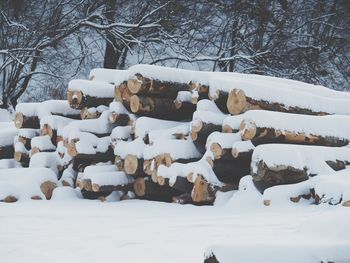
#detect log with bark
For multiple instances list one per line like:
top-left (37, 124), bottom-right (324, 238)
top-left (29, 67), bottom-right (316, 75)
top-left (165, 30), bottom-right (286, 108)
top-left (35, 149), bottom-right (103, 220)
top-left (67, 79), bottom-right (115, 109)
top-left (190, 175), bottom-right (235, 204)
top-left (71, 149), bottom-right (114, 172)
top-left (237, 110), bottom-right (350, 147)
top-left (206, 157), bottom-right (249, 186)
top-left (30, 135), bottom-right (56, 156)
top-left (251, 144), bottom-right (350, 192)
top-left (129, 95), bottom-right (195, 121)
top-left (108, 101), bottom-right (133, 126)
top-left (133, 177), bottom-right (181, 202)
top-left (14, 142), bottom-right (30, 167)
top-left (127, 73), bottom-right (194, 99)
top-left (18, 129), bottom-right (38, 150)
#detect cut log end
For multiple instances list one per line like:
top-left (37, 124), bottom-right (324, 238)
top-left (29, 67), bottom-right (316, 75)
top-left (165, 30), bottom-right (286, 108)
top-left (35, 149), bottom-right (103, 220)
top-left (127, 78), bottom-right (143, 94)
top-left (222, 124), bottom-right (233, 133)
top-left (191, 120), bottom-right (203, 133)
top-left (14, 112), bottom-right (24, 129)
top-left (67, 90), bottom-right (84, 109)
top-left (133, 178), bottom-right (146, 197)
top-left (227, 89), bottom-right (247, 115)
top-left (239, 119), bottom-right (257, 140)
top-left (67, 142), bottom-right (78, 157)
top-left (130, 95), bottom-right (140, 113)
top-left (40, 181), bottom-right (57, 200)
top-left (191, 175), bottom-right (215, 203)
top-left (124, 154), bottom-right (138, 175)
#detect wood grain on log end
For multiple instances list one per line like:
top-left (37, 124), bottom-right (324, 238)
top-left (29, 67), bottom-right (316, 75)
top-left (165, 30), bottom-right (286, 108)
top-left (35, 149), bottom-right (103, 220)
top-left (342, 200), bottom-right (350, 207)
top-left (263, 199), bottom-right (271, 206)
top-left (227, 89), bottom-right (247, 115)
top-left (127, 77), bottom-right (143, 94)
top-left (133, 178), bottom-right (146, 197)
top-left (67, 90), bottom-right (83, 109)
top-left (124, 154), bottom-right (138, 175)
top-left (40, 181), bottom-right (57, 200)
top-left (14, 112), bottom-right (24, 129)
top-left (130, 95), bottom-right (141, 113)
top-left (239, 119), bottom-right (257, 140)
top-left (210, 143), bottom-right (223, 159)
top-left (2, 195), bottom-right (18, 203)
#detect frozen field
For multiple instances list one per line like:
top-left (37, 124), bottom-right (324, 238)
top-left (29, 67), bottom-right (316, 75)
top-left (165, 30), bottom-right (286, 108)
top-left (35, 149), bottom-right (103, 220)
top-left (1, 193), bottom-right (349, 263)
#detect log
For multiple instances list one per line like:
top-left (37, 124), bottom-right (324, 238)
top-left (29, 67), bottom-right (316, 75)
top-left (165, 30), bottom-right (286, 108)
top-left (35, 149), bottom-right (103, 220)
top-left (67, 90), bottom-right (114, 110)
top-left (80, 189), bottom-right (112, 200)
top-left (251, 144), bottom-right (350, 192)
top-left (1, 195), bottom-right (18, 203)
top-left (0, 145), bottom-right (15, 159)
top-left (80, 107), bottom-right (103, 120)
top-left (40, 181), bottom-right (57, 200)
top-left (124, 154), bottom-right (145, 176)
top-left (114, 155), bottom-right (125, 171)
top-left (169, 176), bottom-right (193, 193)
top-left (15, 112), bottom-right (40, 129)
top-left (191, 175), bottom-right (235, 204)
top-left (191, 120), bottom-right (222, 142)
top-left (40, 123), bottom-right (62, 145)
top-left (115, 82), bottom-right (133, 110)
top-left (108, 112), bottom-right (131, 125)
top-left (130, 95), bottom-right (195, 120)
top-left (206, 157), bottom-right (249, 185)
top-left (92, 182), bottom-right (133, 193)
top-left (72, 149), bottom-right (114, 172)
top-left (127, 73), bottom-right (193, 99)
top-left (238, 111), bottom-right (350, 147)
top-left (209, 89), bottom-right (230, 114)
top-left (14, 151), bottom-right (30, 167)
top-left (227, 88), bottom-right (330, 116)
top-left (133, 177), bottom-right (181, 202)
top-left (172, 193), bottom-right (193, 205)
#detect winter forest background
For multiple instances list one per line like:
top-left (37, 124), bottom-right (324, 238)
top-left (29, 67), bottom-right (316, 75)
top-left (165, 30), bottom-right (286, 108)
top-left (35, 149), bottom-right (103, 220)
top-left (1, 0), bottom-right (349, 110)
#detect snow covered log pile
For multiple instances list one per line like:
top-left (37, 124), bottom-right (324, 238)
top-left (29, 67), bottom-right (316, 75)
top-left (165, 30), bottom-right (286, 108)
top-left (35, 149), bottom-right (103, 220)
top-left (1, 64), bottom-right (350, 206)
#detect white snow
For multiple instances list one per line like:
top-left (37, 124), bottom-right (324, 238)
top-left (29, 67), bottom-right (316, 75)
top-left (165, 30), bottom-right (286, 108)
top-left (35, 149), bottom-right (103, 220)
top-left (1, 190), bottom-right (349, 263)
top-left (231, 140), bottom-right (255, 153)
top-left (84, 171), bottom-right (133, 187)
top-left (251, 144), bottom-right (350, 175)
top-left (109, 101), bottom-right (129, 115)
top-left (206, 132), bottom-right (241, 149)
top-left (0, 159), bottom-right (21, 169)
top-left (62, 111), bottom-right (114, 139)
top-left (240, 110), bottom-right (350, 141)
top-left (51, 187), bottom-right (82, 201)
top-left (29, 152), bottom-right (61, 175)
top-left (0, 128), bottom-right (18, 146)
top-left (143, 139), bottom-right (202, 160)
top-left (89, 68), bottom-right (125, 84)
top-left (148, 124), bottom-right (190, 144)
top-left (68, 79), bottom-right (115, 98)
top-left (114, 137), bottom-right (145, 159)
top-left (18, 128), bottom-right (38, 139)
top-left (0, 109), bottom-right (12, 122)
top-left (30, 135), bottom-right (56, 151)
top-left (0, 167), bottom-right (57, 200)
top-left (134, 117), bottom-right (185, 139)
top-left (111, 126), bottom-right (132, 142)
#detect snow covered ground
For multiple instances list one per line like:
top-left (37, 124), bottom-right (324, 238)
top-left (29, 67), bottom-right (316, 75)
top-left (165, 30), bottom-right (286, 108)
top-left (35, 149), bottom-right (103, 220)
top-left (1, 190), bottom-right (349, 263)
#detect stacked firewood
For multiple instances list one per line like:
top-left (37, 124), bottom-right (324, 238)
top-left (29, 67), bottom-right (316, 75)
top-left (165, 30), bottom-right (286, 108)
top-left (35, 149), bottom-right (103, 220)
top-left (2, 64), bottom-right (350, 206)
